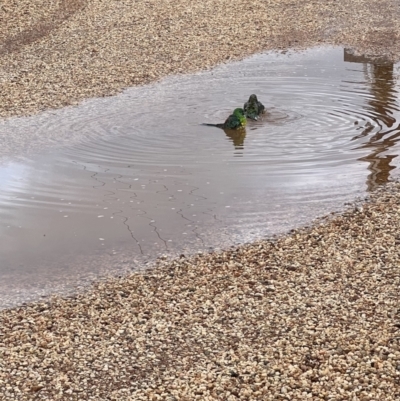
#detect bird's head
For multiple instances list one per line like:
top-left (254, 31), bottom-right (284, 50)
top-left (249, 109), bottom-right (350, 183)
top-left (248, 94), bottom-right (258, 103)
top-left (233, 108), bottom-right (247, 126)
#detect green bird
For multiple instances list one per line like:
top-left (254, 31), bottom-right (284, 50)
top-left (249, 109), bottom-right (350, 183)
top-left (243, 94), bottom-right (265, 120)
top-left (203, 108), bottom-right (247, 129)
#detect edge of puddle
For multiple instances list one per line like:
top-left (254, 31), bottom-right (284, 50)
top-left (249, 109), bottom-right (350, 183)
top-left (1, 44), bottom-right (400, 309)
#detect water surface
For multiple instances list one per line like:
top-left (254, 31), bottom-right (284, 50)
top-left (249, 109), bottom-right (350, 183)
top-left (1, 47), bottom-right (400, 308)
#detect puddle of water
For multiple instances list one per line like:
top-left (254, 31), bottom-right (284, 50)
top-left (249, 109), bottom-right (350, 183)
top-left (1, 46), bottom-right (400, 308)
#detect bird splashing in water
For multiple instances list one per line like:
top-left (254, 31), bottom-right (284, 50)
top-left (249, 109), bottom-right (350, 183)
top-left (243, 94), bottom-right (265, 120)
top-left (202, 108), bottom-right (247, 129)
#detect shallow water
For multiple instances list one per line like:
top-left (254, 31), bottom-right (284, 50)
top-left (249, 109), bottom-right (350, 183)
top-left (1, 46), bottom-right (400, 308)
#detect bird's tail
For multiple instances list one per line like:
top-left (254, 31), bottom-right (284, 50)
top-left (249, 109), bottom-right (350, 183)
top-left (201, 123), bottom-right (224, 128)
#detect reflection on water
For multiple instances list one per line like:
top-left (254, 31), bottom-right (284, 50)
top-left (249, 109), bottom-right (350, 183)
top-left (0, 46), bottom-right (400, 307)
top-left (224, 128), bottom-right (247, 153)
top-left (345, 49), bottom-right (400, 190)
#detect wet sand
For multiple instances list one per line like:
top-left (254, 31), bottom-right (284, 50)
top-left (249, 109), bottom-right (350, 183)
top-left (1, 0), bottom-right (400, 119)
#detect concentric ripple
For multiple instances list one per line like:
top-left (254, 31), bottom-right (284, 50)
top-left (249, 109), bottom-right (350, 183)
top-left (1, 46), bottom-right (400, 307)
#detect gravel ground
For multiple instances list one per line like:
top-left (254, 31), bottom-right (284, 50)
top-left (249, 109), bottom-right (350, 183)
top-left (1, 0), bottom-right (400, 119)
top-left (1, 182), bottom-right (400, 400)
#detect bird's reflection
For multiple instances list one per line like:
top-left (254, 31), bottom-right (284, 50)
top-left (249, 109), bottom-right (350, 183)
top-left (345, 49), bottom-right (400, 191)
top-left (223, 128), bottom-right (246, 155)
